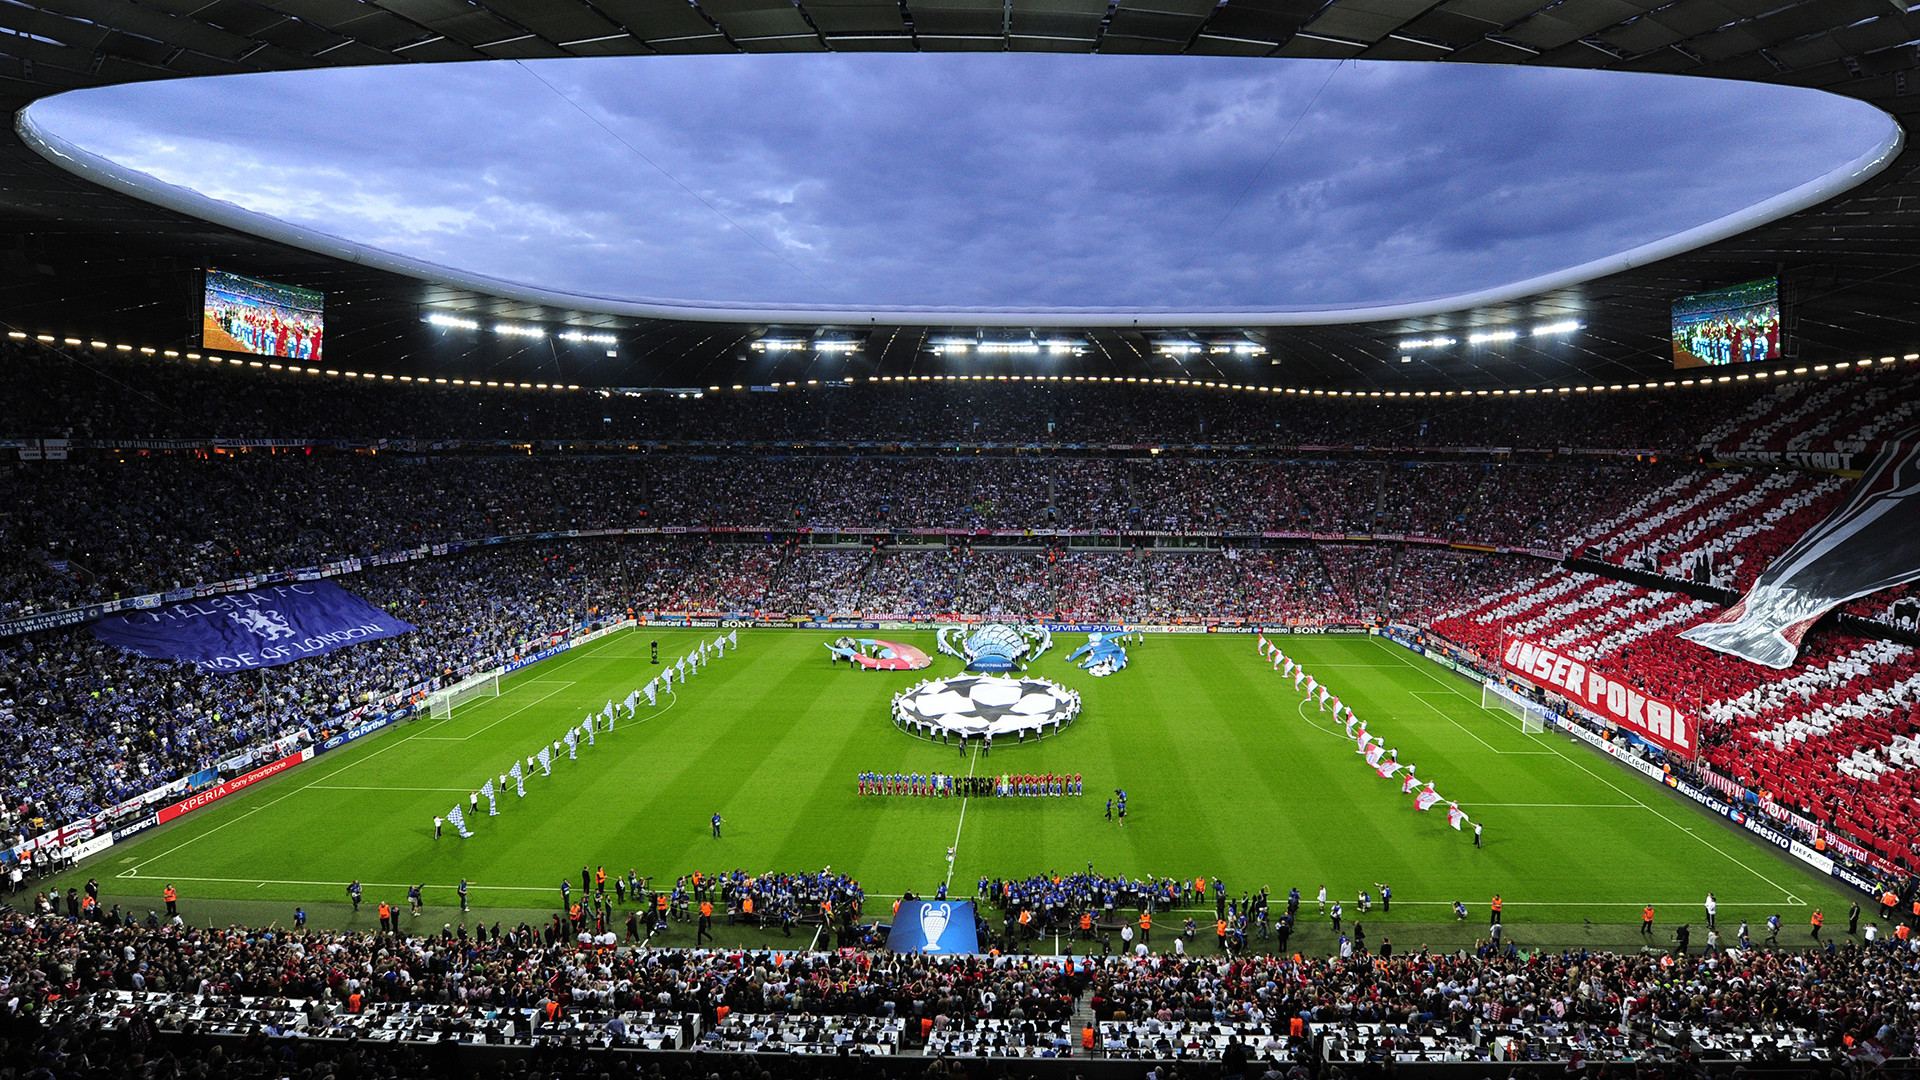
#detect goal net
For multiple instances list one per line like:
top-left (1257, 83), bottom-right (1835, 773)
top-left (1482, 679), bottom-right (1548, 734)
top-left (429, 673), bottom-right (500, 719)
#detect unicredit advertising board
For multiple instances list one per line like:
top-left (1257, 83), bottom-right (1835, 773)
top-left (1501, 637), bottom-right (1694, 757)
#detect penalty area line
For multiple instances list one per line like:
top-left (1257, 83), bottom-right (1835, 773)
top-left (413, 682), bottom-right (574, 742)
top-left (1370, 638), bottom-right (1808, 905)
top-left (108, 873), bottom-right (579, 894)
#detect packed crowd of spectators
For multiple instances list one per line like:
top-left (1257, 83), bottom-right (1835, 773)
top-left (3, 907), bottom-right (1919, 1066)
top-left (1429, 566), bottom-right (1920, 871)
top-left (0, 452), bottom-right (1663, 619)
top-left (0, 541), bottom-right (667, 837)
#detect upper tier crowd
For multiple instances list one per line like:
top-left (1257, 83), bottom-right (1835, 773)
top-left (2, 338), bottom-right (1913, 450)
top-left (0, 452), bottom-right (1749, 617)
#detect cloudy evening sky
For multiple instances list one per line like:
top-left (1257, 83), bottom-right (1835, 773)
top-left (23, 55), bottom-right (1899, 315)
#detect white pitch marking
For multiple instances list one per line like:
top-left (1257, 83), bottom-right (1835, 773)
top-left (413, 683), bottom-right (573, 741)
top-left (306, 786), bottom-right (476, 792)
top-left (1371, 638), bottom-right (1807, 904)
top-left (944, 743), bottom-right (981, 892)
top-left (1408, 691), bottom-right (1555, 755)
top-left (114, 634), bottom-right (648, 877)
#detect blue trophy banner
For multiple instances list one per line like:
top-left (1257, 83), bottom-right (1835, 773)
top-left (90, 581), bottom-right (415, 674)
top-left (887, 900), bottom-right (979, 954)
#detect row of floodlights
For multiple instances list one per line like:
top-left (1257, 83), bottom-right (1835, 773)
top-left (928, 339), bottom-right (1085, 356)
top-left (1400, 321), bottom-right (1582, 354)
top-left (752, 339), bottom-right (863, 353)
top-left (1156, 342), bottom-right (1267, 357)
top-left (856, 358), bottom-right (1915, 395)
top-left (10, 330), bottom-right (1915, 397)
top-left (426, 313), bottom-right (618, 348)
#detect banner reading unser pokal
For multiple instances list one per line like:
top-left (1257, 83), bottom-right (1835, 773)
top-left (1501, 637), bottom-right (1694, 757)
top-left (91, 581), bottom-right (414, 673)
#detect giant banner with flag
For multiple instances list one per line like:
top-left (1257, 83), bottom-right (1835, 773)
top-left (1681, 427), bottom-right (1920, 668)
top-left (91, 581), bottom-right (414, 673)
top-left (1501, 637), bottom-right (1694, 757)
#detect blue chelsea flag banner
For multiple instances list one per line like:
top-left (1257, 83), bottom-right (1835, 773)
top-left (90, 581), bottom-right (415, 674)
top-left (887, 900), bottom-right (980, 954)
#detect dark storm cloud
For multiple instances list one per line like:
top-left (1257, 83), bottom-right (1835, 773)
top-left (25, 55), bottom-right (1895, 313)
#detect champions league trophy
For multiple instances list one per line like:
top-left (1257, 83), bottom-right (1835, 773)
top-left (919, 902), bottom-right (952, 952)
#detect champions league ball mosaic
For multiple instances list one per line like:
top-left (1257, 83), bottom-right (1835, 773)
top-left (891, 674), bottom-right (1081, 739)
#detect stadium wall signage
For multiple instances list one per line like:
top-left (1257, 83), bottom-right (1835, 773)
top-left (156, 748), bottom-right (312, 824)
top-left (110, 815), bottom-right (158, 843)
top-left (1554, 712), bottom-right (1667, 782)
top-left (1502, 637), bottom-right (1693, 756)
top-left (1379, 626), bottom-right (1425, 655)
top-left (320, 712), bottom-right (399, 754)
top-left (1711, 449), bottom-right (1867, 474)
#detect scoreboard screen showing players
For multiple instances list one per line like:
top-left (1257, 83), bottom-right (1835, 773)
top-left (1671, 277), bottom-right (1780, 369)
top-left (202, 269), bottom-right (324, 363)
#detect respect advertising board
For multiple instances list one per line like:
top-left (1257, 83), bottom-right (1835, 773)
top-left (1502, 637), bottom-right (1693, 757)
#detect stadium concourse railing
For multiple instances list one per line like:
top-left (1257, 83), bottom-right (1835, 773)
top-left (1382, 625), bottom-right (1892, 900)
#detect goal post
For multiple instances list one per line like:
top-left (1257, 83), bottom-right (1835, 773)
top-left (428, 673), bottom-right (500, 719)
top-left (1482, 679), bottom-right (1548, 734)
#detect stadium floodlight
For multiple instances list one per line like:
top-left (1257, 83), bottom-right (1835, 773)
top-left (1530, 320), bottom-right (1581, 336)
top-left (493, 322), bottom-right (546, 338)
top-left (426, 313), bottom-right (480, 331)
top-left (1041, 339), bottom-right (1082, 355)
top-left (1467, 329), bottom-right (1519, 345)
top-left (751, 339), bottom-right (809, 352)
top-left (1398, 336), bottom-right (1455, 350)
top-left (1157, 342), bottom-right (1201, 356)
top-left (975, 342), bottom-right (1041, 355)
top-left (814, 340), bottom-right (862, 353)
top-left (559, 329), bottom-right (618, 345)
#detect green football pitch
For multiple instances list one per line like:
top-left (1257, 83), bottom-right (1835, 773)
top-left (55, 628), bottom-right (1861, 949)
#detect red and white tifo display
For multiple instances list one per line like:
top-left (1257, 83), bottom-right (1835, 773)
top-left (1501, 637), bottom-right (1694, 757)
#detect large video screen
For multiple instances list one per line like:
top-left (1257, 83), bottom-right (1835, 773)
top-left (1672, 277), bottom-right (1780, 369)
top-left (202, 270), bottom-right (323, 363)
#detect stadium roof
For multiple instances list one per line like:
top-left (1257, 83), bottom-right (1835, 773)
top-left (0, 0), bottom-right (1917, 392)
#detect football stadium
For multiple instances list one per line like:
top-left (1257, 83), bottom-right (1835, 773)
top-left (5, 2), bottom-right (1920, 1075)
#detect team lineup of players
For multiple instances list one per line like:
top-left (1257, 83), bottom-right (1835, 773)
top-left (208, 297), bottom-right (323, 362)
top-left (1678, 307), bottom-right (1780, 367)
top-left (858, 771), bottom-right (1084, 797)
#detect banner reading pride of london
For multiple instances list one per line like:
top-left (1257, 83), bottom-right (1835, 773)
top-left (90, 581), bottom-right (414, 674)
top-left (1681, 426), bottom-right (1920, 669)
